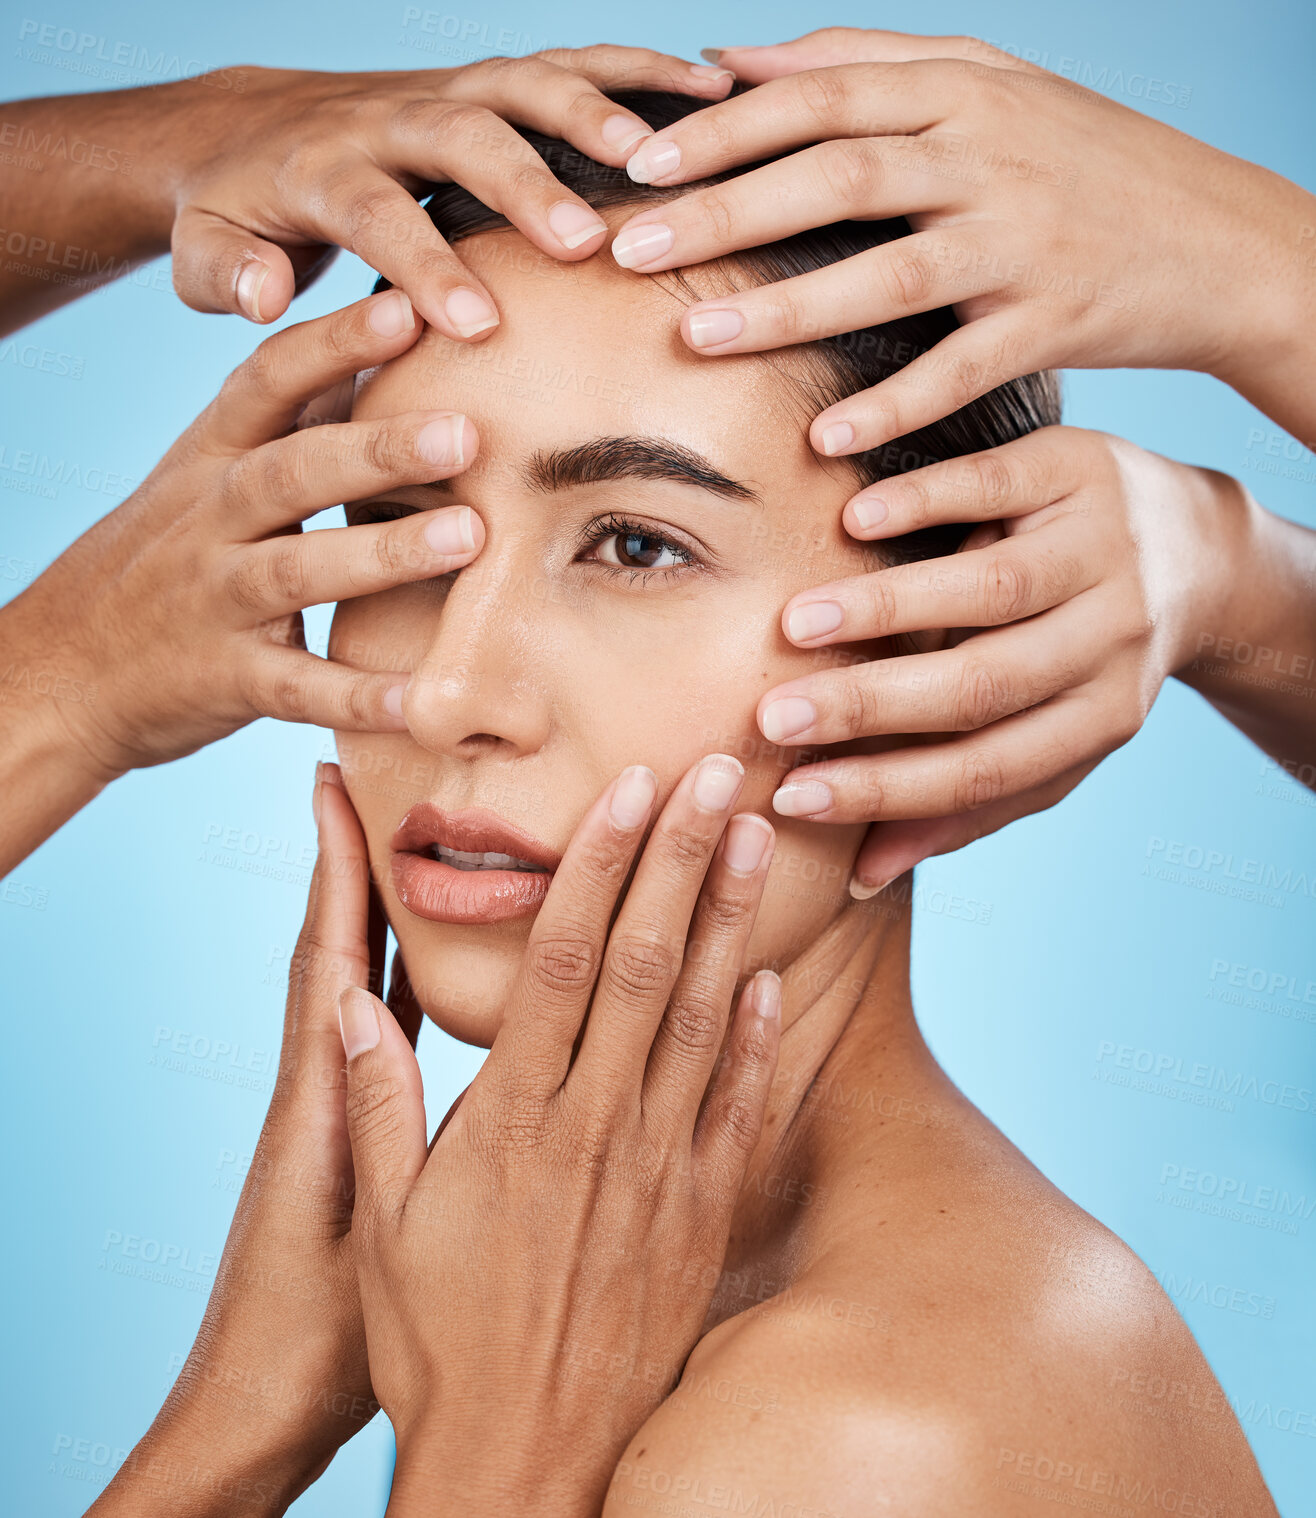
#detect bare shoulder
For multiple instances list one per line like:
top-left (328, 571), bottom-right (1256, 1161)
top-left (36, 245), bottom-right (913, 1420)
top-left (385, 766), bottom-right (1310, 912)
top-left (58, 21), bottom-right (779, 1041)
top-left (604, 1195), bottom-right (1275, 1518)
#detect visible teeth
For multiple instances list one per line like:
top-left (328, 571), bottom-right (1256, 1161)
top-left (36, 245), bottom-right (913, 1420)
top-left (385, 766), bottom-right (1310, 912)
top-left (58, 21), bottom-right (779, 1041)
top-left (432, 843), bottom-right (546, 873)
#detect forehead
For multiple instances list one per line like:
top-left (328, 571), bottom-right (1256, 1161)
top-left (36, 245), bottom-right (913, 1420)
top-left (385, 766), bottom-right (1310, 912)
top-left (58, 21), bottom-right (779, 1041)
top-left (354, 225), bottom-right (844, 499)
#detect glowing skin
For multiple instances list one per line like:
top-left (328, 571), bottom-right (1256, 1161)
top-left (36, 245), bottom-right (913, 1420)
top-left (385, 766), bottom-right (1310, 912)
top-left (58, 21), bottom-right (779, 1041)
top-left (333, 224), bottom-right (884, 1045)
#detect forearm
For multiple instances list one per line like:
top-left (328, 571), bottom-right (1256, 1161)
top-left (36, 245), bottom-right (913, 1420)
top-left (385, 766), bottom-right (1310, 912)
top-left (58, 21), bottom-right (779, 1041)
top-left (0, 674), bottom-right (115, 874)
top-left (1173, 481), bottom-right (1316, 779)
top-left (0, 83), bottom-right (185, 334)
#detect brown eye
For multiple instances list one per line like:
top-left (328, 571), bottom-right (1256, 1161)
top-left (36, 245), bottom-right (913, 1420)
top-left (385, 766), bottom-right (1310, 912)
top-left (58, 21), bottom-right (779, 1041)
top-left (594, 530), bottom-right (683, 570)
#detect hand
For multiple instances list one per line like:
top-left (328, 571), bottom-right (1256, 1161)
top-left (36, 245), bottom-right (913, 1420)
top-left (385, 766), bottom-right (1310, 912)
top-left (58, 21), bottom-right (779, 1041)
top-left (92, 762), bottom-right (421, 1518)
top-left (127, 52), bottom-right (730, 333)
top-left (608, 27), bottom-right (1316, 446)
top-left (338, 755), bottom-right (780, 1516)
top-left (0, 290), bottom-right (483, 872)
top-left (758, 427), bottom-right (1249, 890)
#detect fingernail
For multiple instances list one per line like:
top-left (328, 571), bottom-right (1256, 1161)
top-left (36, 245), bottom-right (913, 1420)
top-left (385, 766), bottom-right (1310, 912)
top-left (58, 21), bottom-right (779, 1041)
top-left (425, 506), bottom-right (476, 556)
top-left (626, 141), bottom-right (681, 185)
top-left (849, 873), bottom-right (896, 901)
top-left (339, 986), bottom-right (381, 1060)
top-left (611, 222), bottom-right (674, 269)
top-left (690, 63), bottom-right (735, 82)
top-left (849, 495), bottom-right (889, 532)
top-left (760, 696), bottom-right (816, 744)
top-left (312, 759), bottom-right (326, 825)
top-left (750, 968), bottom-right (781, 1020)
top-left (786, 601), bottom-right (843, 643)
top-left (548, 200), bottom-right (608, 251)
top-left (723, 813), bottom-right (773, 874)
top-left (686, 307), bottom-right (744, 348)
top-left (602, 114), bottom-right (652, 153)
top-left (368, 290), bottom-right (415, 338)
top-left (236, 260), bottom-right (270, 322)
top-left (418, 414), bottom-right (468, 468)
top-left (693, 753), bottom-right (744, 812)
top-left (699, 48), bottom-right (724, 63)
top-left (610, 764), bottom-right (657, 829)
top-left (384, 683), bottom-right (406, 720)
top-left (820, 421), bottom-right (856, 457)
top-left (772, 780), bottom-right (833, 818)
top-left (444, 286), bottom-right (498, 338)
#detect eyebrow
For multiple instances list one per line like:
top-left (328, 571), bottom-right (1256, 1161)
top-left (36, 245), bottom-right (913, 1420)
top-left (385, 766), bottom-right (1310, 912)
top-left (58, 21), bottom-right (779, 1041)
top-left (523, 436), bottom-right (760, 504)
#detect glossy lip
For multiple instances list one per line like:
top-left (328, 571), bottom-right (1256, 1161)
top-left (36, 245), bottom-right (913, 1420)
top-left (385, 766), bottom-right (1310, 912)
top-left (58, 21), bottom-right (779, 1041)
top-left (390, 802), bottom-right (560, 926)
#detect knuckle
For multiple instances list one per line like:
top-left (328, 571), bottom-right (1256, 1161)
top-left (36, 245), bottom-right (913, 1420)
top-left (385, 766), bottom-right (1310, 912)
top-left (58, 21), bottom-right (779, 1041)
top-left (662, 994), bottom-right (721, 1057)
top-left (955, 659), bottom-right (1013, 729)
top-left (223, 549), bottom-right (270, 616)
top-left (794, 67), bottom-right (852, 130)
top-left (863, 572), bottom-right (900, 630)
top-left (981, 554), bottom-right (1034, 622)
top-left (883, 247), bottom-right (935, 309)
top-left (607, 936), bottom-right (679, 1001)
top-left (263, 539), bottom-right (311, 608)
top-left (437, 100), bottom-right (497, 140)
top-left (344, 1072), bottom-right (406, 1145)
top-left (838, 670), bottom-right (880, 739)
top-left (657, 825), bottom-right (717, 878)
top-left (967, 451), bottom-right (1016, 509)
top-left (953, 748), bottom-right (1008, 811)
top-left (527, 933), bottom-right (600, 996)
top-left (709, 1090), bottom-right (761, 1152)
top-left (695, 889), bottom-right (750, 941)
top-left (814, 139), bottom-right (883, 211)
top-left (342, 183), bottom-right (403, 239)
top-left (689, 186), bottom-right (736, 244)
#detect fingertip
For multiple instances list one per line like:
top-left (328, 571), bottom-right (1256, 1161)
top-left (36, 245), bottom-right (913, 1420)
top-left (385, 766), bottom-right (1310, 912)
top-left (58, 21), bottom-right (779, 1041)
top-left (442, 286), bottom-right (500, 341)
top-left (844, 494), bottom-right (891, 538)
top-left (748, 968), bottom-right (781, 1021)
top-left (339, 984), bottom-right (382, 1061)
top-left (235, 249), bottom-right (294, 324)
top-left (812, 417), bottom-right (858, 458)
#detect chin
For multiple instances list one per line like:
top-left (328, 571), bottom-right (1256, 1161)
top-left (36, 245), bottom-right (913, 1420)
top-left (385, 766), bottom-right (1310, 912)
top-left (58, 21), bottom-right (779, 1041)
top-left (390, 921), bottom-right (527, 1048)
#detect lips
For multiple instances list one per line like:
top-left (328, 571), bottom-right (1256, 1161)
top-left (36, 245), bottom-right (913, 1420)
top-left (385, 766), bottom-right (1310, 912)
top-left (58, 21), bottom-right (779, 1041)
top-left (390, 802), bottom-right (559, 925)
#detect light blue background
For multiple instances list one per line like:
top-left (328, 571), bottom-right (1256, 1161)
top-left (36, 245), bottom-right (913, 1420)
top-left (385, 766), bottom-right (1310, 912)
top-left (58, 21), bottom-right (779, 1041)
top-left (2, 0), bottom-right (1313, 1513)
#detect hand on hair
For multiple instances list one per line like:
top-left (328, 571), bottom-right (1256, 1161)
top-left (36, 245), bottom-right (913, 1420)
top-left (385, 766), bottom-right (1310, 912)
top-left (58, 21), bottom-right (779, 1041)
top-left (754, 426), bottom-right (1316, 890)
top-left (608, 27), bottom-right (1316, 445)
top-left (0, 52), bottom-right (733, 336)
top-left (90, 762), bottom-right (421, 1518)
top-left (0, 292), bottom-right (482, 873)
top-left (338, 755), bottom-right (779, 1516)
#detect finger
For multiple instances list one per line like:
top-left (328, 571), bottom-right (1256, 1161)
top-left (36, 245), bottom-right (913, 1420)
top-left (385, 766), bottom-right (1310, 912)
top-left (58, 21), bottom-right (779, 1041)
top-left (171, 205), bottom-right (299, 324)
top-left (282, 762), bottom-right (373, 1076)
top-left (226, 411), bottom-right (477, 538)
top-left (841, 427), bottom-right (1081, 539)
top-left (388, 103), bottom-right (610, 261)
top-left (205, 290), bottom-right (424, 454)
top-left (489, 765), bottom-right (658, 1097)
top-left (297, 165), bottom-right (505, 342)
top-left (780, 525), bottom-right (1092, 649)
top-left (530, 42), bottom-right (737, 99)
top-left (770, 687), bottom-right (1121, 825)
top-left (808, 311), bottom-right (1043, 456)
top-left (230, 504), bottom-right (482, 618)
top-left (567, 754), bottom-right (746, 1103)
top-left (339, 984), bottom-right (427, 1234)
top-left (440, 50), bottom-right (730, 168)
top-left (848, 759), bottom-right (1098, 895)
top-left (701, 28), bottom-right (1010, 79)
top-left (761, 607), bottom-right (1097, 752)
top-left (612, 149), bottom-right (949, 276)
top-left (619, 61), bottom-right (953, 186)
top-left (244, 643), bottom-right (412, 734)
top-left (692, 971), bottom-right (780, 1205)
top-left (639, 812), bottom-right (776, 1133)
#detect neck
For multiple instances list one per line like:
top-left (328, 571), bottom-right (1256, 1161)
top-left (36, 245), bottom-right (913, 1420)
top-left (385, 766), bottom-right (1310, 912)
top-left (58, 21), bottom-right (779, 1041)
top-left (709, 889), bottom-right (946, 1322)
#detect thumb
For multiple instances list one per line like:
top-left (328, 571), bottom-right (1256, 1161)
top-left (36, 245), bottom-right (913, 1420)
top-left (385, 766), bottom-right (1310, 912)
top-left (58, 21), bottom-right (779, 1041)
top-left (171, 205), bottom-right (298, 323)
top-left (339, 985), bottom-right (428, 1228)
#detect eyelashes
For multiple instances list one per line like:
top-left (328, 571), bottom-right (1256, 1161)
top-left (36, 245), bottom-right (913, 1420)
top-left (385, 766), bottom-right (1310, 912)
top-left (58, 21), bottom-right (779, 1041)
top-left (347, 504), bottom-right (707, 586)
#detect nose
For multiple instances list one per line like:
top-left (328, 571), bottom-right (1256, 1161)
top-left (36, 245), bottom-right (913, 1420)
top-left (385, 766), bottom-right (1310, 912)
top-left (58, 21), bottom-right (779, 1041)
top-left (401, 553), bottom-right (551, 762)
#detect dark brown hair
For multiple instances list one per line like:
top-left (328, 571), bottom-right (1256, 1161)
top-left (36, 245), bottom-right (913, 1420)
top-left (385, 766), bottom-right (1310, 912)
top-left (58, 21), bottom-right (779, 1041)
top-left (378, 85), bottom-right (1060, 565)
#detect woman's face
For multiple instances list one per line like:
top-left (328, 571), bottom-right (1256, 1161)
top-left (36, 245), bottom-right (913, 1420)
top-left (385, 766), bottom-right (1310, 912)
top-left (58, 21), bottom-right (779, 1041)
top-left (333, 224), bottom-right (887, 1045)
